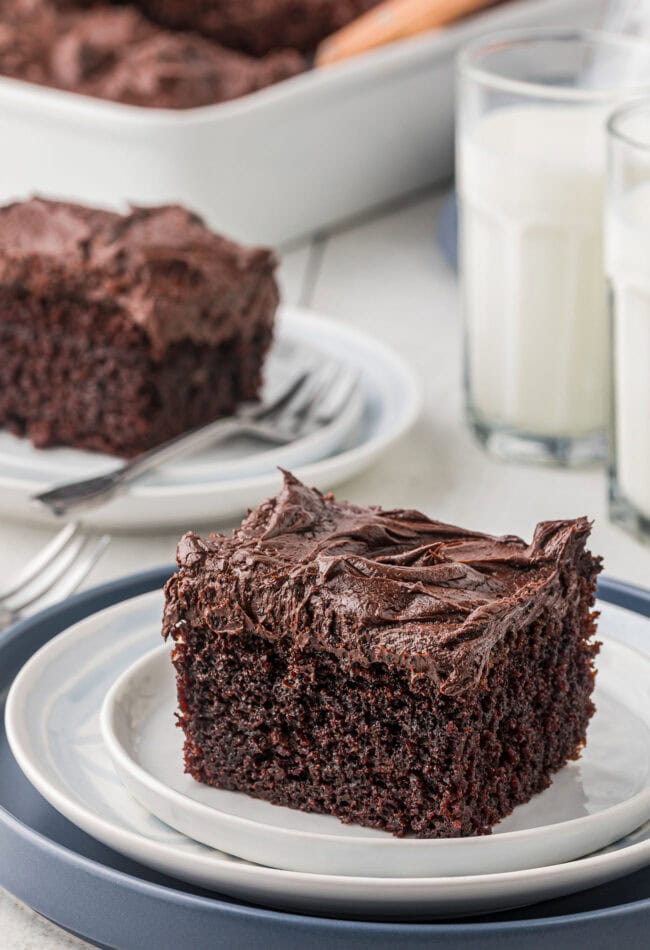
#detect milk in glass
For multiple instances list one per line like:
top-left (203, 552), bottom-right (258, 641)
top-left (607, 183), bottom-right (650, 520)
top-left (459, 105), bottom-right (609, 439)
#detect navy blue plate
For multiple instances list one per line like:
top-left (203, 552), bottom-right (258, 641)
top-left (1, 569), bottom-right (649, 949)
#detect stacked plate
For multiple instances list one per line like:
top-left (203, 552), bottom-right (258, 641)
top-left (4, 583), bottom-right (650, 926)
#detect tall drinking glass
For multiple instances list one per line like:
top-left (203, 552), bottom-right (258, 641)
top-left (607, 98), bottom-right (650, 542)
top-left (457, 29), bottom-right (650, 466)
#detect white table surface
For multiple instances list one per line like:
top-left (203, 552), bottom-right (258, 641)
top-left (2, 188), bottom-right (650, 949)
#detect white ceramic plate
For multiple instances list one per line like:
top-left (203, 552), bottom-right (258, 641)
top-left (0, 306), bottom-right (419, 530)
top-left (5, 590), bottom-right (650, 918)
top-left (101, 637), bottom-right (650, 878)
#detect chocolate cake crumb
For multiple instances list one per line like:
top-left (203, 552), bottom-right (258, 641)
top-left (163, 472), bottom-right (602, 838)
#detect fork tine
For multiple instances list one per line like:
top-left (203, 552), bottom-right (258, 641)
top-left (5, 532), bottom-right (109, 615)
top-left (289, 363), bottom-right (355, 429)
top-left (302, 364), bottom-right (353, 423)
top-left (30, 534), bottom-right (111, 612)
top-left (311, 367), bottom-right (361, 425)
top-left (270, 360), bottom-right (339, 425)
top-left (254, 369), bottom-right (311, 421)
top-left (0, 522), bottom-right (81, 603)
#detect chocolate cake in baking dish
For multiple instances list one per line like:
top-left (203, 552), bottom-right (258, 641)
top-left (0, 198), bottom-right (278, 457)
top-left (0, 1), bottom-right (305, 108)
top-left (163, 472), bottom-right (601, 838)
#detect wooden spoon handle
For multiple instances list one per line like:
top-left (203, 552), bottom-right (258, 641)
top-left (316, 0), bottom-right (499, 67)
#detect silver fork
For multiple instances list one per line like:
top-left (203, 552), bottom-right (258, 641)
top-left (33, 360), bottom-right (360, 519)
top-left (0, 523), bottom-right (111, 632)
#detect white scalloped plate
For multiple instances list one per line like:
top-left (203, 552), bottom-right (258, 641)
top-left (5, 590), bottom-right (650, 917)
top-left (0, 306), bottom-right (419, 530)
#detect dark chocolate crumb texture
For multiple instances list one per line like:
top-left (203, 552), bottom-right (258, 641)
top-left (0, 197), bottom-right (278, 456)
top-left (163, 473), bottom-right (602, 838)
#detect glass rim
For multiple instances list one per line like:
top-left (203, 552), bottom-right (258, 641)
top-left (457, 27), bottom-right (650, 103)
top-left (608, 97), bottom-right (650, 153)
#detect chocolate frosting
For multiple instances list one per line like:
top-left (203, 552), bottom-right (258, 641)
top-left (0, 197), bottom-right (278, 357)
top-left (0, 1), bottom-right (305, 109)
top-left (167, 472), bottom-right (601, 697)
top-left (136, 0), bottom-right (382, 57)
top-left (0, 1), bottom-right (58, 86)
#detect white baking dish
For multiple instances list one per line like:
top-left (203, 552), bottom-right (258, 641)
top-left (0, 0), bottom-right (601, 245)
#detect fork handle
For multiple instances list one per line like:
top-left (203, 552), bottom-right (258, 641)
top-left (112, 417), bottom-right (246, 485)
top-left (35, 415), bottom-right (248, 516)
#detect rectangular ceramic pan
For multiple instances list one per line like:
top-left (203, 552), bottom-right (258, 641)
top-left (0, 0), bottom-right (599, 245)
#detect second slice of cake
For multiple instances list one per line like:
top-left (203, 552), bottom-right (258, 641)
top-left (0, 198), bottom-right (278, 457)
top-left (163, 472), bottom-right (602, 838)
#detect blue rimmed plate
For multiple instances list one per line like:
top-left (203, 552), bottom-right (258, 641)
top-left (1, 570), bottom-right (649, 948)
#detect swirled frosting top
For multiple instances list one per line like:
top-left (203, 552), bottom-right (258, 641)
top-left (167, 472), bottom-right (600, 696)
top-left (0, 197), bottom-right (278, 357)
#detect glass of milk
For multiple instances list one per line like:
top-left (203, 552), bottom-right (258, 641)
top-left (457, 29), bottom-right (650, 466)
top-left (607, 98), bottom-right (650, 542)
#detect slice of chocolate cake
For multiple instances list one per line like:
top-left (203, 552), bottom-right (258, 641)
top-left (0, 198), bottom-right (278, 457)
top-left (163, 472), bottom-right (602, 838)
